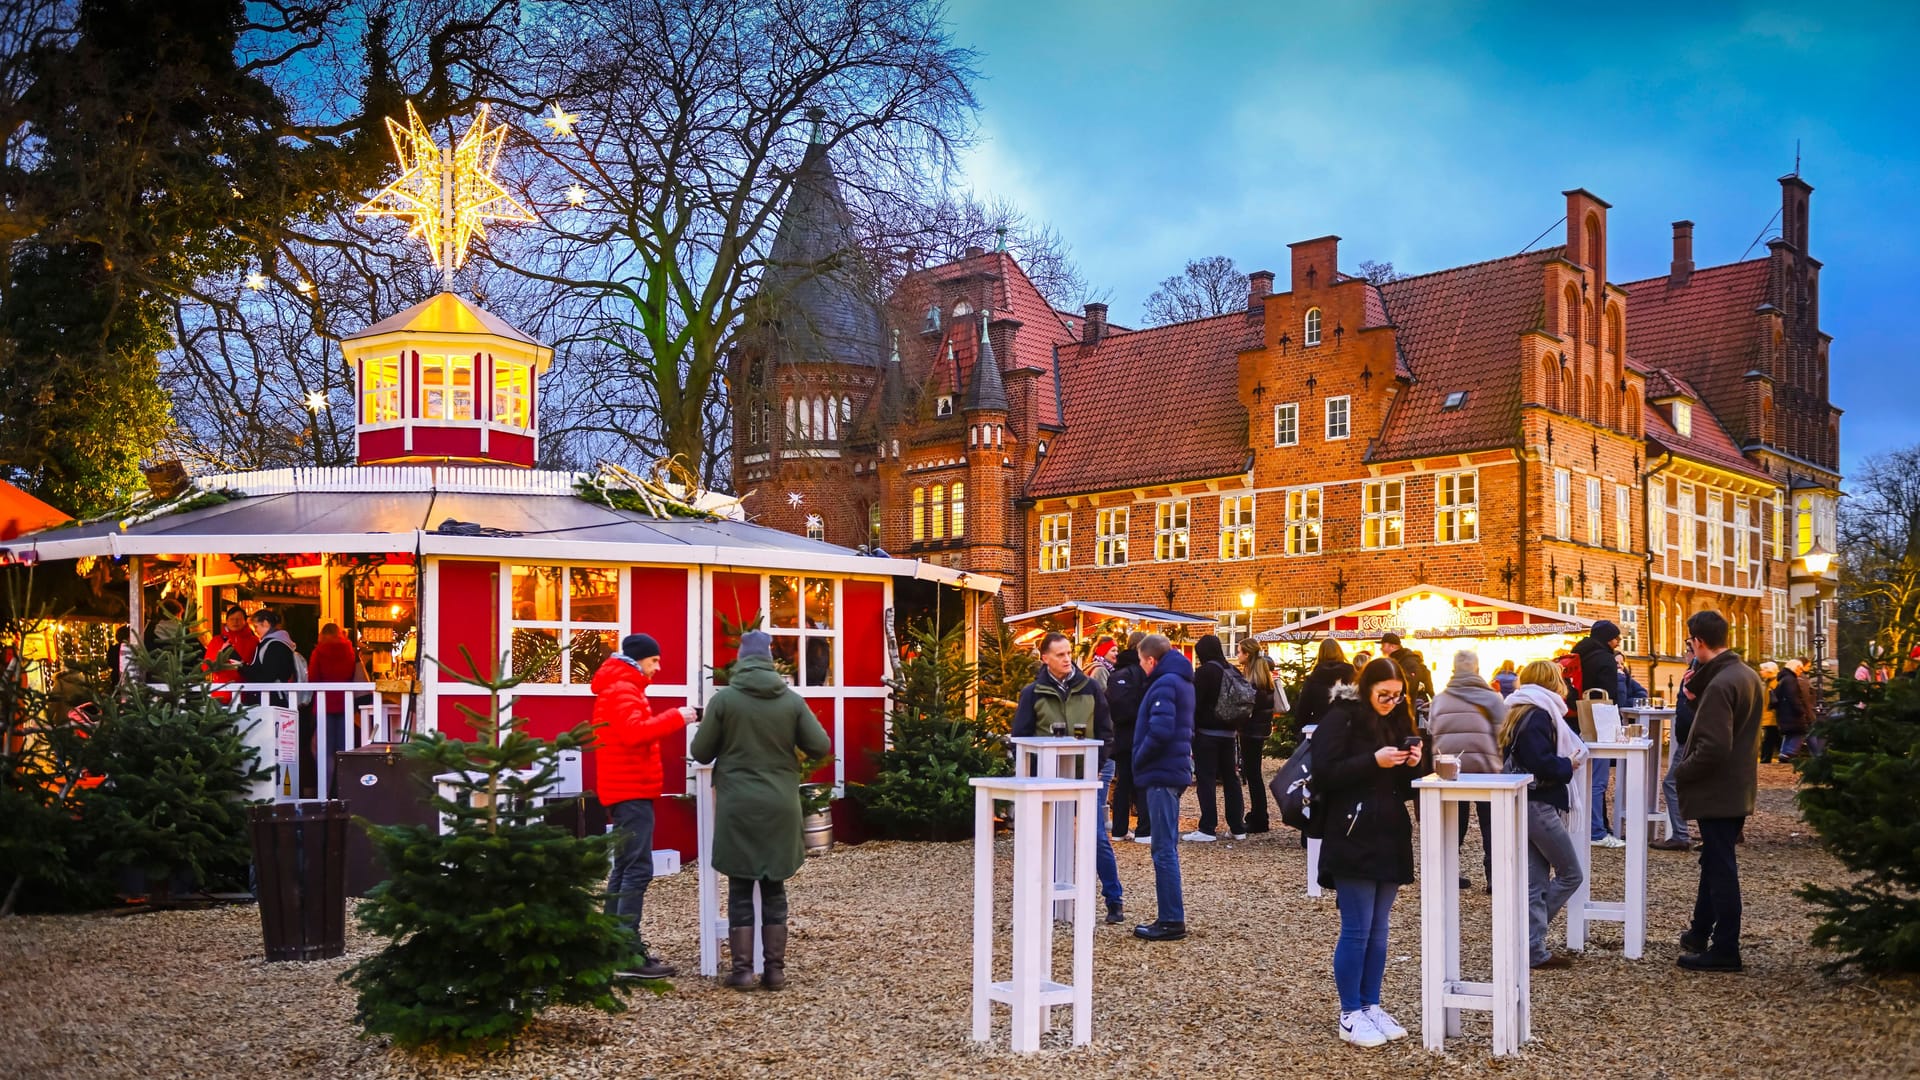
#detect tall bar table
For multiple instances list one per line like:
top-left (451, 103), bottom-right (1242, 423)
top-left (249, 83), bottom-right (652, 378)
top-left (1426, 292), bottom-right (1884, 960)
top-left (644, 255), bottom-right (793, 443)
top-left (1416, 774), bottom-right (1533, 1057)
top-left (1566, 738), bottom-right (1653, 958)
top-left (1010, 736), bottom-right (1102, 920)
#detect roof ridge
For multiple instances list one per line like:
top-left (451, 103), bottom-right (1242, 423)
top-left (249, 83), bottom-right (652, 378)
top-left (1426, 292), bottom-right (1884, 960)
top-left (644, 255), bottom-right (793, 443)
top-left (1619, 256), bottom-right (1769, 291)
top-left (1377, 246), bottom-right (1561, 289)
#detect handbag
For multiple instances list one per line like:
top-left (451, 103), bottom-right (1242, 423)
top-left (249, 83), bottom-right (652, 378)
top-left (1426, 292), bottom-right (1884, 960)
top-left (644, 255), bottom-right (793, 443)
top-left (1271, 735), bottom-right (1321, 838)
top-left (1576, 688), bottom-right (1619, 743)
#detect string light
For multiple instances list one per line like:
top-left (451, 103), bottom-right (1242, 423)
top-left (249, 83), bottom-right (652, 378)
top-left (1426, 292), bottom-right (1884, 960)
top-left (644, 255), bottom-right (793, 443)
top-left (542, 104), bottom-right (580, 137)
top-left (304, 391), bottom-right (328, 411)
top-left (297, 280), bottom-right (314, 295)
top-left (358, 101), bottom-right (535, 273)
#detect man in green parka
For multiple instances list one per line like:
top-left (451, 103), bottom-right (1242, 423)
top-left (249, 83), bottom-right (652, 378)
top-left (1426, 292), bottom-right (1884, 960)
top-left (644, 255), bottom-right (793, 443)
top-left (691, 629), bottom-right (831, 990)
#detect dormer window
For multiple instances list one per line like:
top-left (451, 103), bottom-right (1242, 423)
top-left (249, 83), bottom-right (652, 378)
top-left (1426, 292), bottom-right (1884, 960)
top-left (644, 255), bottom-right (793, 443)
top-left (1673, 400), bottom-right (1693, 437)
top-left (924, 303), bottom-right (941, 332)
top-left (421, 355), bottom-right (475, 420)
top-left (935, 394), bottom-right (954, 418)
top-left (1304, 307), bottom-right (1323, 347)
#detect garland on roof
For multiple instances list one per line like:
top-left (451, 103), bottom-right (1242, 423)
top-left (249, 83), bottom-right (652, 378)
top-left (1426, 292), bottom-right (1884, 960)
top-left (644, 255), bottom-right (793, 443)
top-left (575, 459), bottom-right (719, 520)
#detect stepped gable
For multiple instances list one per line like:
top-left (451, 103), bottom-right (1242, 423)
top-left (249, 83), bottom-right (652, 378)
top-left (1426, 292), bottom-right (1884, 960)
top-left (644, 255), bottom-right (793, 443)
top-left (758, 141), bottom-right (886, 368)
top-left (1372, 249), bottom-right (1558, 460)
top-left (1621, 259), bottom-right (1770, 427)
top-left (1642, 368), bottom-right (1773, 482)
top-left (1027, 311), bottom-right (1261, 498)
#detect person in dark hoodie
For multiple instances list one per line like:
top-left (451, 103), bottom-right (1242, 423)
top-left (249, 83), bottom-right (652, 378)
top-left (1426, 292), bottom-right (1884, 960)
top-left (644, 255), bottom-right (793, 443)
top-left (1131, 633), bottom-right (1195, 942)
top-left (1105, 631), bottom-right (1150, 842)
top-left (691, 630), bottom-right (832, 990)
top-left (1013, 632), bottom-right (1123, 923)
top-left (1294, 637), bottom-right (1357, 736)
top-left (1188, 634), bottom-right (1247, 841)
top-left (1573, 621), bottom-right (1625, 848)
top-left (1379, 633), bottom-right (1434, 710)
top-left (1499, 659), bottom-right (1585, 971)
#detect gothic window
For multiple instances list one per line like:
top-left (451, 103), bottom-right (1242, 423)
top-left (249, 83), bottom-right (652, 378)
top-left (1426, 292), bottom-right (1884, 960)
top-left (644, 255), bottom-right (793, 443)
top-left (951, 482), bottom-right (966, 539)
top-left (812, 396), bottom-right (826, 441)
top-left (785, 397), bottom-right (798, 439)
top-left (930, 484), bottom-right (945, 540)
top-left (911, 487), bottom-right (925, 541)
top-left (825, 396), bottom-right (838, 441)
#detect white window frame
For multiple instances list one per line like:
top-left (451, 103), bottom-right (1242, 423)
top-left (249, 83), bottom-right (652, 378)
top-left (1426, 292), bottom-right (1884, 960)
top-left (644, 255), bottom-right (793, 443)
top-left (1325, 395), bottom-right (1351, 441)
top-left (765, 575), bottom-right (841, 686)
top-left (1679, 483), bottom-right (1696, 561)
top-left (805, 516), bottom-right (825, 542)
top-left (951, 482), bottom-right (966, 539)
top-left (1615, 484), bottom-right (1632, 552)
top-left (1215, 611), bottom-right (1250, 654)
top-left (505, 564), bottom-right (626, 688)
top-left (1304, 307), bottom-right (1323, 347)
top-left (1039, 513), bottom-right (1072, 573)
top-left (1220, 493), bottom-right (1256, 561)
top-left (1095, 506), bottom-right (1129, 568)
top-left (1673, 400), bottom-right (1693, 437)
top-left (1558, 597), bottom-right (1580, 617)
top-left (1154, 499), bottom-right (1190, 562)
top-left (1652, 488), bottom-right (1666, 555)
top-left (1273, 402), bottom-right (1299, 447)
top-left (1734, 501), bottom-right (1751, 576)
top-left (1619, 606), bottom-right (1641, 656)
top-left (910, 487), bottom-right (925, 542)
top-left (1553, 468), bottom-right (1571, 540)
top-left (360, 356), bottom-right (402, 424)
top-left (1772, 588), bottom-right (1790, 658)
top-left (1437, 470), bottom-right (1479, 544)
top-left (1587, 476), bottom-right (1603, 547)
top-left (935, 394), bottom-right (954, 419)
top-left (1362, 479), bottom-right (1404, 550)
top-left (1284, 487), bottom-right (1323, 556)
top-left (1281, 606), bottom-right (1327, 626)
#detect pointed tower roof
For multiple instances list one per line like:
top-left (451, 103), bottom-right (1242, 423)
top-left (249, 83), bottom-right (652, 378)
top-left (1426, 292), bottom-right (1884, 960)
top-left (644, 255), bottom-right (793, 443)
top-left (962, 311), bottom-right (1008, 413)
top-left (758, 111), bottom-right (886, 368)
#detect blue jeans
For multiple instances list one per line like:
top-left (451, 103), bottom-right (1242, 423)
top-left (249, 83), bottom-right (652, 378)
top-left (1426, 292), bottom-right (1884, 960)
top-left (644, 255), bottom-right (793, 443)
top-left (1780, 732), bottom-right (1807, 759)
top-left (1096, 760), bottom-right (1122, 905)
top-left (1332, 877), bottom-right (1398, 1013)
top-left (607, 798), bottom-right (656, 941)
top-left (1144, 785), bottom-right (1185, 923)
top-left (1590, 758), bottom-right (1614, 840)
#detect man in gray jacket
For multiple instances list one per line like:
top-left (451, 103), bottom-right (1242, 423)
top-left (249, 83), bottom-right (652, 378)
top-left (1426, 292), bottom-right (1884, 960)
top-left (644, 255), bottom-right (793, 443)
top-left (1672, 609), bottom-right (1765, 972)
top-left (1429, 649), bottom-right (1506, 889)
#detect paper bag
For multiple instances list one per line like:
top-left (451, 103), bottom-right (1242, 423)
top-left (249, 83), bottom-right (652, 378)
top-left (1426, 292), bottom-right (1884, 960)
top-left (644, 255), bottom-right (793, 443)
top-left (1576, 689), bottom-right (1621, 743)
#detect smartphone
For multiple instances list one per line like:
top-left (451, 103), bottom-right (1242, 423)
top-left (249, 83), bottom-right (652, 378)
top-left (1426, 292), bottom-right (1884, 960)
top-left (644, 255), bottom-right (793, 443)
top-left (1401, 736), bottom-right (1423, 751)
top-left (693, 706), bottom-right (705, 721)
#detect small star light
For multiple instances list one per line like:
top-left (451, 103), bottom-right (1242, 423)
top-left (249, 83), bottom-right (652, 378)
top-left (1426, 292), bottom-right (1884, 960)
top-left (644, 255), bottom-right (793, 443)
top-left (304, 391), bottom-right (328, 412)
top-left (542, 104), bottom-right (580, 138)
top-left (358, 102), bottom-right (536, 272)
top-left (244, 272), bottom-right (268, 291)
top-left (296, 279), bottom-right (315, 295)
top-left (806, 513), bottom-right (823, 530)
top-left (787, 492), bottom-right (805, 508)
top-left (565, 183), bottom-right (587, 207)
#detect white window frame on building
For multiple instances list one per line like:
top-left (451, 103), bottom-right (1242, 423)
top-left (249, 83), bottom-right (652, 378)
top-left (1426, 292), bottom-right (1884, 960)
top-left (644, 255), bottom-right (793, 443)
top-left (1280, 607), bottom-right (1327, 626)
top-left (1678, 483), bottom-right (1696, 561)
top-left (1558, 597), bottom-right (1580, 617)
top-left (1618, 606), bottom-right (1642, 657)
top-left (766, 575), bottom-right (841, 686)
top-left (1154, 499), bottom-right (1190, 562)
top-left (1772, 588), bottom-right (1790, 658)
top-left (805, 515), bottom-right (824, 542)
top-left (1039, 513), bottom-right (1071, 573)
top-left (1325, 395), bottom-right (1351, 441)
top-left (1436, 470), bottom-right (1478, 544)
top-left (1673, 400), bottom-right (1693, 437)
top-left (1284, 487), bottom-right (1323, 556)
top-left (950, 482), bottom-right (966, 539)
top-left (1273, 402), bottom-right (1299, 447)
top-left (1220, 493), bottom-right (1256, 561)
top-left (1651, 491), bottom-right (1665, 555)
top-left (1615, 483), bottom-right (1632, 552)
top-left (1553, 468), bottom-right (1571, 541)
top-left (1215, 611), bottom-right (1250, 653)
top-left (1304, 307), bottom-right (1323, 347)
top-left (1586, 476), bottom-right (1603, 547)
top-left (930, 484), bottom-right (946, 541)
top-left (1362, 479), bottom-right (1404, 550)
top-left (505, 564), bottom-right (625, 688)
top-left (1095, 506), bottom-right (1129, 568)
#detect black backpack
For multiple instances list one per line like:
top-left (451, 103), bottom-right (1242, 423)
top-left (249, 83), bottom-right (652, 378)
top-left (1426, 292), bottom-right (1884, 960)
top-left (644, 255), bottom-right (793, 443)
top-left (1107, 664), bottom-right (1145, 728)
top-left (1214, 661), bottom-right (1256, 726)
top-left (1271, 735), bottom-right (1322, 838)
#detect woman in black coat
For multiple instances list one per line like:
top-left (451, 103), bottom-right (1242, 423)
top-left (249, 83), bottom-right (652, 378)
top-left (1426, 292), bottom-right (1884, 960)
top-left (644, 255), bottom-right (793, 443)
top-left (1293, 637), bottom-right (1357, 737)
top-left (1314, 656), bottom-right (1429, 1048)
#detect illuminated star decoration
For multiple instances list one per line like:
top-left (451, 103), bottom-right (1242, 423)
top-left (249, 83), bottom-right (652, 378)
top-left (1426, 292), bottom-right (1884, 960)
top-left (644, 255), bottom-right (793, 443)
top-left (542, 103), bottom-right (580, 138)
top-left (296, 280), bottom-right (315, 295)
top-left (245, 272), bottom-right (268, 291)
top-left (304, 391), bottom-right (329, 412)
top-left (787, 492), bottom-right (805, 508)
top-left (357, 101), bottom-right (535, 276)
top-left (806, 513), bottom-right (823, 531)
top-left (565, 183), bottom-right (588, 207)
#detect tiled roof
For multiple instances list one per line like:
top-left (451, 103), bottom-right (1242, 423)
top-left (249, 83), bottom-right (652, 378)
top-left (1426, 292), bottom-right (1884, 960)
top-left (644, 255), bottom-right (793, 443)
top-left (1621, 259), bottom-right (1769, 426)
top-left (1643, 388), bottom-right (1774, 484)
top-left (1372, 249), bottom-right (1558, 459)
top-left (1027, 312), bottom-right (1262, 497)
top-left (760, 143), bottom-right (887, 368)
top-left (902, 250), bottom-right (1081, 428)
top-left (1644, 367), bottom-right (1702, 402)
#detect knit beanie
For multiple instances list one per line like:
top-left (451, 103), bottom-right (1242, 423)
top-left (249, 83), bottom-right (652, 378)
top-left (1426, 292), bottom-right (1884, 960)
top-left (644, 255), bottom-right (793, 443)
top-left (621, 633), bottom-right (661, 662)
top-left (738, 630), bottom-right (773, 660)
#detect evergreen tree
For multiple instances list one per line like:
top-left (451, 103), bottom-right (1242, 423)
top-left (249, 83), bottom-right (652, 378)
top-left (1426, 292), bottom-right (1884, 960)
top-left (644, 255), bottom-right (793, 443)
top-left (1795, 671), bottom-right (1920, 973)
top-left (345, 648), bottom-right (636, 1053)
top-left (852, 622), bottom-right (1008, 841)
top-left (974, 619), bottom-right (1034, 739)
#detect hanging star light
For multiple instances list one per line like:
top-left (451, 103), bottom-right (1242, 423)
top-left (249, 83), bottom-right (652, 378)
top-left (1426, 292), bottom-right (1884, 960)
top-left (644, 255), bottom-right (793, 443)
top-left (542, 103), bottom-right (580, 137)
top-left (304, 390), bottom-right (329, 412)
top-left (565, 183), bottom-right (588, 207)
top-left (244, 272), bottom-right (268, 291)
top-left (296, 279), bottom-right (315, 295)
top-left (787, 492), bottom-right (805, 508)
top-left (357, 101), bottom-right (535, 283)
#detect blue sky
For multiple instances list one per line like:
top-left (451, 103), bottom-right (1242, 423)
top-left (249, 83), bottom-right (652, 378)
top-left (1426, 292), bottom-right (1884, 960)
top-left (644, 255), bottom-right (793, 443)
top-left (944, 1), bottom-right (1918, 477)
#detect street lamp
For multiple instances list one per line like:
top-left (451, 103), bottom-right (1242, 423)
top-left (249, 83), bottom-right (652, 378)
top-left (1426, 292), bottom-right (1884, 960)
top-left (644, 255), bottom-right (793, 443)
top-left (1240, 589), bottom-right (1257, 641)
top-left (1797, 540), bottom-right (1837, 716)
top-left (1799, 541), bottom-right (1835, 577)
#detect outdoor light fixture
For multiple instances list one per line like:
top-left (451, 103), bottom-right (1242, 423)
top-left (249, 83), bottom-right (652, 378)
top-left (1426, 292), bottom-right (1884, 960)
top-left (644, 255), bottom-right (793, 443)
top-left (1800, 541), bottom-right (1835, 577)
top-left (359, 102), bottom-right (536, 283)
top-left (1240, 589), bottom-right (1257, 610)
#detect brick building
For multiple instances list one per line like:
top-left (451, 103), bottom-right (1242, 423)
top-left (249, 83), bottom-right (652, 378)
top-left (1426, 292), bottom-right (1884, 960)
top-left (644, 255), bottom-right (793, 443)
top-left (733, 149), bottom-right (1841, 678)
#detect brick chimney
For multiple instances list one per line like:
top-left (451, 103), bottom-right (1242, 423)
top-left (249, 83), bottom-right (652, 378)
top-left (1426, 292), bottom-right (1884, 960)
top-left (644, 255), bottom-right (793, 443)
top-left (1288, 236), bottom-right (1340, 293)
top-left (1670, 220), bottom-right (1695, 285)
top-left (1082, 302), bottom-right (1107, 344)
top-left (964, 244), bottom-right (985, 258)
top-left (1247, 270), bottom-right (1274, 310)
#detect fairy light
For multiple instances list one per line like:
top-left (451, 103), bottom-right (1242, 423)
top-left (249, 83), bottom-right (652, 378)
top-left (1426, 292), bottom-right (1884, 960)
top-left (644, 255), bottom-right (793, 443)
top-left (358, 101), bottom-right (535, 285)
top-left (542, 104), bottom-right (580, 137)
top-left (566, 183), bottom-right (588, 207)
top-left (245, 272), bottom-right (268, 291)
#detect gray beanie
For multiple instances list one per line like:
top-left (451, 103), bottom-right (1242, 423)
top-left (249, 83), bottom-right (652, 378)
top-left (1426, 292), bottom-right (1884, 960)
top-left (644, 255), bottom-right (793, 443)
top-left (738, 630), bottom-right (773, 660)
top-left (621, 633), bottom-right (661, 661)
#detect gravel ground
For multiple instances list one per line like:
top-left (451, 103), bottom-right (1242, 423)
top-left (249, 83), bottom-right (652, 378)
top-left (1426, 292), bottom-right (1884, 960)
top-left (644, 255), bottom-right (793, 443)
top-left (3, 763), bottom-right (1916, 1079)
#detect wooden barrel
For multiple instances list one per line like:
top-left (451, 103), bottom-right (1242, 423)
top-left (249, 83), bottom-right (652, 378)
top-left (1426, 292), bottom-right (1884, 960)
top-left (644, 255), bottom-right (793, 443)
top-left (249, 800), bottom-right (349, 961)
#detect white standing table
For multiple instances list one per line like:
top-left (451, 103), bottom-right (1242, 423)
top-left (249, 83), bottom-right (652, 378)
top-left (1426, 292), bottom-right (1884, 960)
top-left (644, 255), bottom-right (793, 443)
top-left (1620, 707), bottom-right (1676, 841)
top-left (1010, 736), bottom-right (1102, 920)
top-left (1416, 774), bottom-right (1533, 1057)
top-left (695, 761), bottom-right (762, 977)
top-left (1567, 739), bottom-right (1652, 958)
top-left (970, 775), bottom-right (1099, 1053)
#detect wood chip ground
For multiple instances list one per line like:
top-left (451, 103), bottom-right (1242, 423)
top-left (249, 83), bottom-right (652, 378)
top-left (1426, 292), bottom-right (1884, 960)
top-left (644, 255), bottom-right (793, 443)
top-left (3, 764), bottom-right (1915, 1079)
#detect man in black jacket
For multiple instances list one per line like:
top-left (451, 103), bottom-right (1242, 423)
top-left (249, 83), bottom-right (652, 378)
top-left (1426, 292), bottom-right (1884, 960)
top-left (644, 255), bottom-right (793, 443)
top-left (1188, 634), bottom-right (1246, 841)
top-left (1105, 632), bottom-right (1149, 842)
top-left (1379, 634), bottom-right (1434, 707)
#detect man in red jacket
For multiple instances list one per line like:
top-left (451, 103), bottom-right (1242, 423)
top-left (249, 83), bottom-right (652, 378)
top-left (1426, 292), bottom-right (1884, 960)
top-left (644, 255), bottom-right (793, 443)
top-left (593, 632), bottom-right (696, 978)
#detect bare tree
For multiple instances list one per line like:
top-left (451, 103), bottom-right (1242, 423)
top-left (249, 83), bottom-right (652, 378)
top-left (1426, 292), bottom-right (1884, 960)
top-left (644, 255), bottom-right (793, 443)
top-left (1359, 259), bottom-right (1403, 284)
top-left (1141, 255), bottom-right (1246, 326)
top-left (1840, 445), bottom-right (1920, 665)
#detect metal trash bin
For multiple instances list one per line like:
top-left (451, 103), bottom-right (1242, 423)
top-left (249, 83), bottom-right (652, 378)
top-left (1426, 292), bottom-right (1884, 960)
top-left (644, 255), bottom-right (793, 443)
top-left (249, 800), bottom-right (348, 961)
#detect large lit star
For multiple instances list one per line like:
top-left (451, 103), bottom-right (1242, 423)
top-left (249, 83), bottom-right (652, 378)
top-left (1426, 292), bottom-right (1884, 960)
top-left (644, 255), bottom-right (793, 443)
top-left (542, 104), bottom-right (580, 137)
top-left (357, 102), bottom-right (535, 273)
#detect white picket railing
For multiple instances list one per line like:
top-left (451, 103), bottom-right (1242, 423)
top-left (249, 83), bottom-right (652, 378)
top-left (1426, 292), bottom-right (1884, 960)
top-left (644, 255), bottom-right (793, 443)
top-left (216, 682), bottom-right (414, 800)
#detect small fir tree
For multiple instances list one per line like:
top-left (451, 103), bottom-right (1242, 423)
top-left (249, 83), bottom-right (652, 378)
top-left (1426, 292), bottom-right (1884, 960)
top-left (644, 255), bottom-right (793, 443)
top-left (345, 645), bottom-right (637, 1053)
top-left (853, 622), bottom-right (1009, 841)
top-left (974, 620), bottom-right (1035, 739)
top-left (1795, 671), bottom-right (1920, 973)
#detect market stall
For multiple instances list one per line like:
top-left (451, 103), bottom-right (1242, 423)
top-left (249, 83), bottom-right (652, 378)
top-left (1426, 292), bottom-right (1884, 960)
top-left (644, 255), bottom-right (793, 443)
top-left (1252, 583), bottom-right (1593, 675)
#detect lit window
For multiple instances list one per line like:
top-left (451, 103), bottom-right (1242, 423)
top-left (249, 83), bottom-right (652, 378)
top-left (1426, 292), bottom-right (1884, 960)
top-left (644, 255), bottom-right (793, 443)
top-left (1284, 487), bottom-right (1322, 556)
top-left (911, 487), bottom-right (925, 542)
top-left (1615, 484), bottom-right (1632, 552)
top-left (1679, 484), bottom-right (1696, 560)
top-left (1216, 611), bottom-right (1249, 653)
top-left (1587, 477), bottom-right (1603, 547)
top-left (493, 360), bottom-right (531, 428)
top-left (1325, 395), bottom-right (1351, 441)
top-left (1438, 471), bottom-right (1478, 543)
top-left (1706, 492), bottom-right (1723, 563)
top-left (1734, 502), bottom-right (1751, 571)
top-left (1096, 507), bottom-right (1129, 567)
top-left (1772, 490), bottom-right (1784, 557)
top-left (1155, 500), bottom-right (1190, 561)
top-left (1039, 513), bottom-right (1071, 572)
top-left (1553, 469), bottom-right (1571, 540)
top-left (1304, 307), bottom-right (1322, 347)
top-left (420, 355), bottom-right (475, 420)
top-left (951, 482), bottom-right (966, 539)
top-left (507, 565), bottom-right (622, 685)
top-left (360, 356), bottom-right (401, 423)
top-left (1673, 400), bottom-right (1693, 437)
top-left (767, 576), bottom-right (839, 685)
top-left (931, 484), bottom-right (945, 540)
top-left (1795, 494), bottom-right (1813, 555)
top-left (1273, 402), bottom-right (1298, 447)
top-left (1362, 480), bottom-right (1404, 549)
top-left (1220, 494), bottom-right (1255, 561)
top-left (806, 516), bottom-right (824, 542)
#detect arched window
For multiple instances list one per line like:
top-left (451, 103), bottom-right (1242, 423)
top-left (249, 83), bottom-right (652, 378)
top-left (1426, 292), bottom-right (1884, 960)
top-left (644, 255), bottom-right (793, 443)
top-left (953, 300), bottom-right (973, 318)
top-left (825, 396), bottom-right (838, 440)
top-left (911, 488), bottom-right (925, 541)
top-left (1541, 354), bottom-right (1560, 411)
top-left (812, 396), bottom-right (826, 441)
top-left (785, 396), bottom-right (797, 438)
top-left (951, 482), bottom-right (966, 538)
top-left (1304, 308), bottom-right (1322, 347)
top-left (1655, 602), bottom-right (1667, 655)
top-left (930, 484), bottom-right (946, 540)
top-left (840, 396), bottom-right (853, 424)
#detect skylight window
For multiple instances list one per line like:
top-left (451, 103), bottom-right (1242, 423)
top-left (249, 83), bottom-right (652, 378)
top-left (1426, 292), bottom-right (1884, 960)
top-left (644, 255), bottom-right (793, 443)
top-left (1443, 391), bottom-right (1469, 410)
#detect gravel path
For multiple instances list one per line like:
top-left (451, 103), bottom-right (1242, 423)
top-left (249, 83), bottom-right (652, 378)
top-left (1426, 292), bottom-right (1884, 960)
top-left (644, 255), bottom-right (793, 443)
top-left (3, 763), bottom-right (1916, 1079)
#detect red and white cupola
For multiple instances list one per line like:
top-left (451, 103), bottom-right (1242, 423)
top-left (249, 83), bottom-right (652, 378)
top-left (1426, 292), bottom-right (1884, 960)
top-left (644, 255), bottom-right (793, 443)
top-left (342, 291), bottom-right (553, 468)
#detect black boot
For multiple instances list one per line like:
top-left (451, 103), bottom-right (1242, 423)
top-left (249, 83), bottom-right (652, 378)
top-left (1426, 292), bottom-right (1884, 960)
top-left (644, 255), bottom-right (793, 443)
top-left (632, 939), bottom-right (677, 978)
top-left (761, 924), bottom-right (789, 990)
top-left (1133, 920), bottom-right (1186, 941)
top-left (724, 927), bottom-right (757, 990)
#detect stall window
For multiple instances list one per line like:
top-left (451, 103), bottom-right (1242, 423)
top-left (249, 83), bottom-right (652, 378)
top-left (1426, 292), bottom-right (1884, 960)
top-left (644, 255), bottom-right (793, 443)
top-left (360, 356), bottom-right (401, 423)
top-left (768, 576), bottom-right (837, 686)
top-left (508, 565), bottom-right (621, 685)
top-left (421, 355), bottom-right (476, 420)
top-left (493, 359), bottom-right (531, 427)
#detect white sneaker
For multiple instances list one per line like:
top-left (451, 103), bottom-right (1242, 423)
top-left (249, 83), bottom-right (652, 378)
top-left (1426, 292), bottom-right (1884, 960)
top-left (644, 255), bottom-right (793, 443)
top-left (1339, 1009), bottom-right (1387, 1048)
top-left (1231, 833), bottom-right (1248, 841)
top-left (1593, 835), bottom-right (1627, 849)
top-left (1131, 834), bottom-right (1153, 844)
top-left (1182, 830), bottom-right (1217, 843)
top-left (1363, 1005), bottom-right (1408, 1041)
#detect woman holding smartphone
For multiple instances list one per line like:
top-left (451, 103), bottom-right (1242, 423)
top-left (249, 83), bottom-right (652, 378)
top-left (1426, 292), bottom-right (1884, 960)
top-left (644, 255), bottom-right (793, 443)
top-left (1314, 657), bottom-right (1431, 1048)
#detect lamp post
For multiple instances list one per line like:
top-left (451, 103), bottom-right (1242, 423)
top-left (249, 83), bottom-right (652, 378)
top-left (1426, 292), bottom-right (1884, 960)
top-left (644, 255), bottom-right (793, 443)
top-left (1798, 540), bottom-right (1836, 717)
top-left (1240, 589), bottom-right (1258, 646)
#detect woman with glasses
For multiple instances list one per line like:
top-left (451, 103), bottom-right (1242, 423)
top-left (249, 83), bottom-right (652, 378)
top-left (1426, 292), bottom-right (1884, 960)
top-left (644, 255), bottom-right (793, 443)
top-left (1313, 657), bottom-right (1430, 1048)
